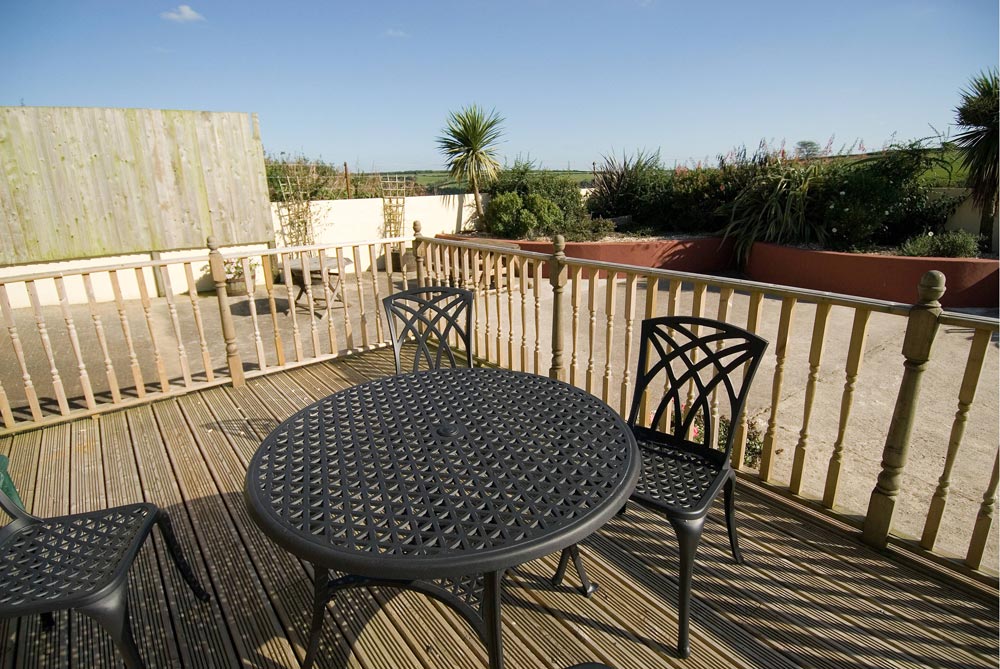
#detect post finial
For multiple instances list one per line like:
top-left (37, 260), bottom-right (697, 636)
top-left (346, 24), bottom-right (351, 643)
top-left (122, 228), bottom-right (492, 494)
top-left (553, 234), bottom-right (566, 257)
top-left (207, 236), bottom-right (219, 251)
top-left (917, 270), bottom-right (946, 305)
top-left (413, 220), bottom-right (423, 236)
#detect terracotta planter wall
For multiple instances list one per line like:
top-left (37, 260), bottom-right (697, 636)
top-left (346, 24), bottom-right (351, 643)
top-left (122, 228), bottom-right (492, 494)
top-left (744, 243), bottom-right (999, 308)
top-left (434, 235), bottom-right (998, 307)
top-left (437, 235), bottom-right (735, 277)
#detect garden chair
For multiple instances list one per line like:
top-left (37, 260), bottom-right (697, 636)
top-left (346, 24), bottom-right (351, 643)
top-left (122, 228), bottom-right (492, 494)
top-left (553, 316), bottom-right (768, 658)
top-left (0, 455), bottom-right (211, 669)
top-left (382, 285), bottom-right (475, 373)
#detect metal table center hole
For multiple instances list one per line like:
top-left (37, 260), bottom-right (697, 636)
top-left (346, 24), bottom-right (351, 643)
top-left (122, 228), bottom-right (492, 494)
top-left (436, 423), bottom-right (461, 438)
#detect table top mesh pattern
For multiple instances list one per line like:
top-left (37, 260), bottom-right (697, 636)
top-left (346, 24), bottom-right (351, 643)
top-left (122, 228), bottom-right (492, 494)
top-left (247, 368), bottom-right (636, 569)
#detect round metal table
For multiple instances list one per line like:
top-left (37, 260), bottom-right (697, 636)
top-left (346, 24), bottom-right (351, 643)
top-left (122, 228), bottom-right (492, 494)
top-left (245, 367), bottom-right (640, 669)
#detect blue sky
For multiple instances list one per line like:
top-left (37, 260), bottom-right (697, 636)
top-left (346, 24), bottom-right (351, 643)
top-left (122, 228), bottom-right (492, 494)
top-left (2, 1), bottom-right (997, 171)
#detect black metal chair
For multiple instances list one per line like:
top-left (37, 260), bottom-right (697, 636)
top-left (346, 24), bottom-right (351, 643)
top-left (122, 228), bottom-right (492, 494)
top-left (632, 316), bottom-right (767, 657)
top-left (382, 285), bottom-right (475, 373)
top-left (553, 316), bottom-right (768, 658)
top-left (0, 455), bottom-right (211, 669)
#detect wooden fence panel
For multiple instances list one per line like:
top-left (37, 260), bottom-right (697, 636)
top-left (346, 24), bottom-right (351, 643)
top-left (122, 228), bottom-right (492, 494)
top-left (0, 107), bottom-right (272, 264)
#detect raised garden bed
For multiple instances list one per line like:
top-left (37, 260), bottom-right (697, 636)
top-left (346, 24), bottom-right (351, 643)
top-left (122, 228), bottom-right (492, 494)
top-left (436, 234), bottom-right (998, 308)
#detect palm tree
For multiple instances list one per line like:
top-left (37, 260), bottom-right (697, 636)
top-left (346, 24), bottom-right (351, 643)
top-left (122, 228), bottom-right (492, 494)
top-left (953, 69), bottom-right (998, 248)
top-left (436, 105), bottom-right (504, 221)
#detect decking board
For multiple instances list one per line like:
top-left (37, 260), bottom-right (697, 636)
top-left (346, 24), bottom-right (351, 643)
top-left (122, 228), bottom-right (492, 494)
top-left (0, 349), bottom-right (996, 669)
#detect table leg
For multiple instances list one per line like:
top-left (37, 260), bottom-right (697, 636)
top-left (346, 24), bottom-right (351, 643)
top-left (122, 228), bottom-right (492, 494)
top-left (302, 567), bottom-right (330, 669)
top-left (483, 570), bottom-right (505, 669)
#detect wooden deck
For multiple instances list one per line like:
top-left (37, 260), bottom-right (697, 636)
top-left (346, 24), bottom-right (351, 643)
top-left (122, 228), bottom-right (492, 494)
top-left (1, 348), bottom-right (996, 669)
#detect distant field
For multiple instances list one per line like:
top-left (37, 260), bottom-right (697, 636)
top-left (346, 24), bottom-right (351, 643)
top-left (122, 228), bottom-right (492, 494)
top-left (394, 170), bottom-right (595, 193)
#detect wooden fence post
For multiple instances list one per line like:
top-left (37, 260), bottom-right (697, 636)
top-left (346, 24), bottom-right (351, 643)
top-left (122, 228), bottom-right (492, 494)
top-left (862, 270), bottom-right (945, 548)
top-left (207, 237), bottom-right (245, 387)
top-left (413, 221), bottom-right (426, 287)
top-left (548, 235), bottom-right (567, 381)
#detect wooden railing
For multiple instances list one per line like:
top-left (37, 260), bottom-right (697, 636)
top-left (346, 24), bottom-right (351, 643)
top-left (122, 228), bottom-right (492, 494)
top-left (415, 228), bottom-right (999, 579)
top-left (0, 236), bottom-right (413, 430)
top-left (1, 224), bottom-right (997, 580)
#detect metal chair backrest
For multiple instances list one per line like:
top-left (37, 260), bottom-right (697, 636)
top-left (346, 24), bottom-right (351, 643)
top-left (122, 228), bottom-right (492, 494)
top-left (626, 316), bottom-right (768, 458)
top-left (382, 286), bottom-right (474, 374)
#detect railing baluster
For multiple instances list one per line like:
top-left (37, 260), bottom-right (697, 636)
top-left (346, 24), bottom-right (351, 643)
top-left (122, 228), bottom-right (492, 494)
top-left (0, 283), bottom-right (42, 420)
top-left (708, 286), bottom-right (734, 448)
top-left (494, 253), bottom-right (503, 365)
top-left (966, 449), bottom-right (999, 570)
top-left (518, 257), bottom-right (528, 372)
top-left (299, 250), bottom-right (321, 357)
top-left (823, 307), bottom-right (871, 506)
top-left (54, 276), bottom-right (96, 409)
top-left (26, 280), bottom-right (70, 414)
top-left (370, 243), bottom-right (387, 346)
top-left (683, 282), bottom-right (707, 412)
top-left (133, 267), bottom-right (170, 392)
top-left (335, 247), bottom-right (354, 350)
top-left (569, 266), bottom-right (582, 386)
top-left (532, 260), bottom-right (543, 374)
top-left (242, 256), bottom-right (268, 371)
top-left (506, 254), bottom-right (515, 370)
top-left (352, 245), bottom-right (369, 349)
top-left (157, 266), bottom-right (192, 388)
top-left (585, 268), bottom-right (599, 395)
top-left (619, 273), bottom-right (637, 415)
top-left (921, 327), bottom-right (992, 549)
top-left (0, 379), bottom-right (12, 428)
top-left (109, 269), bottom-right (145, 397)
top-left (638, 276), bottom-right (659, 426)
top-left (602, 269), bottom-right (618, 404)
top-left (732, 291), bottom-right (763, 469)
top-left (318, 250), bottom-right (338, 354)
top-left (790, 301), bottom-right (832, 495)
top-left (760, 296), bottom-right (797, 482)
top-left (183, 262), bottom-right (215, 381)
top-left (280, 252), bottom-right (304, 363)
top-left (482, 251), bottom-right (494, 363)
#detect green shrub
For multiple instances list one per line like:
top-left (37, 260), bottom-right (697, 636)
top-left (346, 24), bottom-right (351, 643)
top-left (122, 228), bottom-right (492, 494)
top-left (721, 162), bottom-right (827, 263)
top-left (482, 192), bottom-right (529, 238)
top-left (587, 151), bottom-right (664, 225)
top-left (488, 159), bottom-right (589, 227)
top-left (897, 230), bottom-right (981, 257)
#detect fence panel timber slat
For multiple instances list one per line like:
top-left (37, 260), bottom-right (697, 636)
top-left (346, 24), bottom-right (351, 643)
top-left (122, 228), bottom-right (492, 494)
top-left (0, 107), bottom-right (272, 264)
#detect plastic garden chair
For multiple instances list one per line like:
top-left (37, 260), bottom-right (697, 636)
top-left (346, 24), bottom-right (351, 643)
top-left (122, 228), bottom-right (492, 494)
top-left (553, 316), bottom-right (768, 658)
top-left (0, 455), bottom-right (211, 669)
top-left (382, 285), bottom-right (474, 373)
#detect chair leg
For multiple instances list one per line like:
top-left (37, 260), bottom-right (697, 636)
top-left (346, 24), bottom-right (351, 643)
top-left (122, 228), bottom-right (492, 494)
top-left (724, 474), bottom-right (743, 564)
top-left (155, 511), bottom-right (211, 602)
top-left (550, 545), bottom-right (598, 597)
top-left (81, 583), bottom-right (145, 669)
top-left (40, 611), bottom-right (55, 631)
top-left (667, 515), bottom-right (705, 659)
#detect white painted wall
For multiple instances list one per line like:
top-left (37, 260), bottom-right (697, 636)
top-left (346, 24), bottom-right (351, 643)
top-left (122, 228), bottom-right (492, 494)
top-left (1, 193), bottom-right (475, 308)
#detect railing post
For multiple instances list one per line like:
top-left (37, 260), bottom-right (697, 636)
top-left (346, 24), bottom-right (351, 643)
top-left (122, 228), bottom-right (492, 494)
top-left (862, 270), bottom-right (945, 548)
top-left (207, 237), bottom-right (245, 387)
top-left (548, 235), bottom-right (567, 381)
top-left (413, 220), bottom-right (426, 287)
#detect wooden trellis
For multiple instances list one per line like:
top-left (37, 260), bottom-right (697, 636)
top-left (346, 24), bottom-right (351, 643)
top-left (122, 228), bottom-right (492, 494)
top-left (380, 175), bottom-right (407, 237)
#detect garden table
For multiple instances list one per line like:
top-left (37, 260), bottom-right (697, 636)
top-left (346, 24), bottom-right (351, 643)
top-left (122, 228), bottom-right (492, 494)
top-left (245, 367), bottom-right (640, 669)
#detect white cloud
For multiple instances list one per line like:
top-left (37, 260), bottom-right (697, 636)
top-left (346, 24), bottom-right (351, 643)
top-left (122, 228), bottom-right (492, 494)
top-left (161, 5), bottom-right (205, 23)
top-left (384, 28), bottom-right (408, 38)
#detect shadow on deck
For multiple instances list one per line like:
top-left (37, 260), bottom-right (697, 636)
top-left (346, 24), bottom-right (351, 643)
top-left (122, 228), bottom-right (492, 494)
top-left (1, 348), bottom-right (996, 669)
